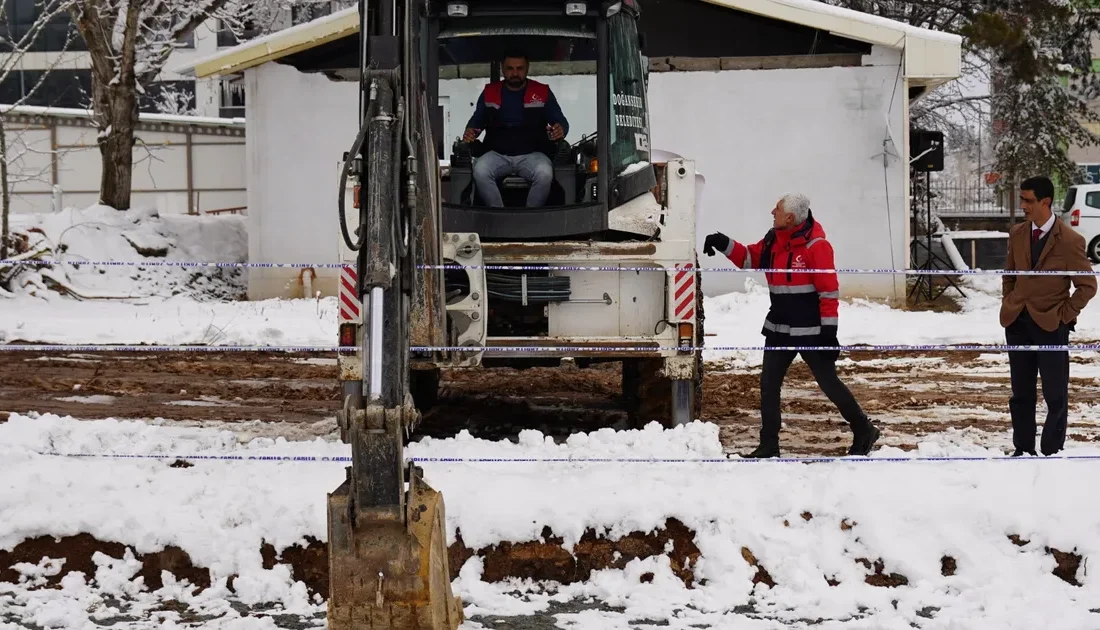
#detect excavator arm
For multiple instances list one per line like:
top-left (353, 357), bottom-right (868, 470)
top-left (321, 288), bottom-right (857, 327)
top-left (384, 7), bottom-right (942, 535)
top-left (328, 0), bottom-right (460, 627)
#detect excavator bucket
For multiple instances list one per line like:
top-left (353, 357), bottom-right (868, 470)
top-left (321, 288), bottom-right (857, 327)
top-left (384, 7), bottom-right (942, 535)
top-left (327, 463), bottom-right (464, 629)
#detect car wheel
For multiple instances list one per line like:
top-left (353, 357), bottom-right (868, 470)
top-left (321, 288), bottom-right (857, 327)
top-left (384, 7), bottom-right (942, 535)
top-left (1090, 236), bottom-right (1100, 264)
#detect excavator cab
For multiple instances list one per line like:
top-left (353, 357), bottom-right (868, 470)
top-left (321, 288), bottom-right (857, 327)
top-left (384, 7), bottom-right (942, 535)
top-left (429, 0), bottom-right (657, 239)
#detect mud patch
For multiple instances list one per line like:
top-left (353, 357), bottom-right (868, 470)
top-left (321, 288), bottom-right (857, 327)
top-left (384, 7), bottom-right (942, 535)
top-left (1048, 547), bottom-right (1083, 586)
top-left (3, 524), bottom-right (701, 599)
top-left (856, 558), bottom-right (909, 587)
top-left (740, 547), bottom-right (775, 587)
top-left (0, 534), bottom-right (210, 590)
top-left (941, 555), bottom-right (957, 577)
top-left (449, 518), bottom-right (701, 587)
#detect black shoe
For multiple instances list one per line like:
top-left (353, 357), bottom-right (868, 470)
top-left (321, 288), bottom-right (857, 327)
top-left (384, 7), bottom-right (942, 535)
top-left (848, 425), bottom-right (881, 456)
top-left (745, 443), bottom-right (781, 459)
top-left (1011, 449), bottom-right (1037, 457)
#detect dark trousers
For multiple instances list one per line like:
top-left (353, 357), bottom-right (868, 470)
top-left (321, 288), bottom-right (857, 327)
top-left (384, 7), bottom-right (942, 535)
top-left (1005, 311), bottom-right (1070, 455)
top-left (760, 348), bottom-right (871, 444)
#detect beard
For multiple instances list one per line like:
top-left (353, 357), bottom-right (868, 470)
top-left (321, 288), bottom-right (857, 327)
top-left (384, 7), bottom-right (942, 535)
top-left (505, 77), bottom-right (524, 88)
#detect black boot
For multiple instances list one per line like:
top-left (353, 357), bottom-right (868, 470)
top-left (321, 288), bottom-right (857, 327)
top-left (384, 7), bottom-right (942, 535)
top-left (848, 422), bottom-right (880, 456)
top-left (745, 442), bottom-right (781, 458)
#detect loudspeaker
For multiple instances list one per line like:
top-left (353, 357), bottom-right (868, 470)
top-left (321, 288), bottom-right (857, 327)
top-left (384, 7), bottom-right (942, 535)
top-left (910, 129), bottom-right (944, 172)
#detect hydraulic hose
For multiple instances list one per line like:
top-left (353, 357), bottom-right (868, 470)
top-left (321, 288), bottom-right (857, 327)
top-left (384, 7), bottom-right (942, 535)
top-left (392, 96), bottom-right (408, 259)
top-left (337, 94), bottom-right (374, 252)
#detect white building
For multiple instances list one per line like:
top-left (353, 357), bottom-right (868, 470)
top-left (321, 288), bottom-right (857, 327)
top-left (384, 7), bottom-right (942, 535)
top-left (178, 0), bottom-right (961, 302)
top-left (0, 1), bottom-right (350, 118)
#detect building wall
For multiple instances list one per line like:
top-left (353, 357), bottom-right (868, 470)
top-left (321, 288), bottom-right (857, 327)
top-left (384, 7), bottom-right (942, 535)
top-left (244, 63), bottom-right (359, 299)
top-left (245, 48), bottom-right (909, 301)
top-left (650, 46), bottom-right (908, 300)
top-left (2, 112), bottom-right (246, 215)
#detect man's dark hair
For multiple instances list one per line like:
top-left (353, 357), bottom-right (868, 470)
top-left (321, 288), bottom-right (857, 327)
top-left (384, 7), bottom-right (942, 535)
top-left (502, 51), bottom-right (528, 65)
top-left (1021, 176), bottom-right (1055, 204)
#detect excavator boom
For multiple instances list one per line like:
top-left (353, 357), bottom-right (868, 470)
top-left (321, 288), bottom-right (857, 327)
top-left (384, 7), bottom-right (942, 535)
top-left (328, 0), bottom-right (461, 627)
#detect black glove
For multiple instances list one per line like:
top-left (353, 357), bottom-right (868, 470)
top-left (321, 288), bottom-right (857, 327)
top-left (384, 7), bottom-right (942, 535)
top-left (703, 232), bottom-right (730, 257)
top-left (818, 325), bottom-right (840, 362)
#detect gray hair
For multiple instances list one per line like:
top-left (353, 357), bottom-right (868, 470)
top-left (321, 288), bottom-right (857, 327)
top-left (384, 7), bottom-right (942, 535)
top-left (779, 193), bottom-right (811, 224)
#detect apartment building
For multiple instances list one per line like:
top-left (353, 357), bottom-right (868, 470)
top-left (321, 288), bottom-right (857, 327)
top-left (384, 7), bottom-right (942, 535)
top-left (0, 0), bottom-right (347, 118)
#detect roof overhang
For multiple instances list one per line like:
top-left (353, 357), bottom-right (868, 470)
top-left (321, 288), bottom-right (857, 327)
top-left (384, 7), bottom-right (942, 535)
top-left (175, 6), bottom-right (359, 78)
top-left (178, 0), bottom-right (961, 89)
top-left (701, 0), bottom-right (961, 86)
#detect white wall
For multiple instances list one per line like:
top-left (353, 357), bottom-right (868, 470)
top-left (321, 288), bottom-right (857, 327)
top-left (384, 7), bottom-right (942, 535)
top-left (649, 47), bottom-right (908, 300)
top-left (246, 49), bottom-right (909, 301)
top-left (245, 62), bottom-right (359, 299)
top-left (2, 117), bottom-right (246, 215)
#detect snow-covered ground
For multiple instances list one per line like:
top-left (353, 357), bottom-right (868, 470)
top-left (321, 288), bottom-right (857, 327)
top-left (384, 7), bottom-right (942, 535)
top-left (4, 206), bottom-right (1100, 628)
top-left (3, 414), bottom-right (1100, 629)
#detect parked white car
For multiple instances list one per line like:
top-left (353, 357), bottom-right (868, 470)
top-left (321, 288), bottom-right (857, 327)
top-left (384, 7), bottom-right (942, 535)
top-left (1061, 183), bottom-right (1100, 263)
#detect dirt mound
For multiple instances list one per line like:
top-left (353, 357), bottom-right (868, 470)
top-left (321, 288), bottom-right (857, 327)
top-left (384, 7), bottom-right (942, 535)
top-left (2, 522), bottom-right (701, 599)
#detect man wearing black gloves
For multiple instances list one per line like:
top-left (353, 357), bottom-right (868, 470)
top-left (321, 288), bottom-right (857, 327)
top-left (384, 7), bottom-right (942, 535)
top-left (703, 192), bottom-right (880, 458)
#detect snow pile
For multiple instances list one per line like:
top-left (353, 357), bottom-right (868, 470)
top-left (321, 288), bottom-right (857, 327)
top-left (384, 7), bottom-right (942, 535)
top-left (4, 414), bottom-right (1100, 628)
top-left (1, 205), bottom-right (247, 301)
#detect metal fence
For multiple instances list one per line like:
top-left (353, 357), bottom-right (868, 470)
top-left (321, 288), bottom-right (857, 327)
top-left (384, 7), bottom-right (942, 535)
top-left (925, 180), bottom-right (1007, 217)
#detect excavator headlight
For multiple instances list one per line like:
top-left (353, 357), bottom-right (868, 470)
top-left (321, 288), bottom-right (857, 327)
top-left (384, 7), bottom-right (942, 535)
top-left (565, 1), bottom-right (586, 15)
top-left (446, 1), bottom-right (468, 16)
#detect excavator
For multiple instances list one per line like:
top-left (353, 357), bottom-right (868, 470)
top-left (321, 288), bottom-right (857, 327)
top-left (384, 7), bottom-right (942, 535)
top-left (330, 0), bottom-right (702, 625)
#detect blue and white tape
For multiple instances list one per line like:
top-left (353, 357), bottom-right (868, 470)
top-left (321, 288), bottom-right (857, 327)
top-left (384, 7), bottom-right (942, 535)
top-left (1, 258), bottom-right (1097, 277)
top-left (28, 451), bottom-right (1100, 464)
top-left (0, 343), bottom-right (1098, 353)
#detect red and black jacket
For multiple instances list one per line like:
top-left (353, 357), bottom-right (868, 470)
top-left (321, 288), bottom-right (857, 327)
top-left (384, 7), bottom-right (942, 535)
top-left (722, 212), bottom-right (840, 343)
top-left (468, 79), bottom-right (567, 156)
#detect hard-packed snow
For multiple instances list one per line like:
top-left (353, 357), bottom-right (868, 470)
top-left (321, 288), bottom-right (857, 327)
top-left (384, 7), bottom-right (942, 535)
top-left (3, 414), bottom-right (1100, 629)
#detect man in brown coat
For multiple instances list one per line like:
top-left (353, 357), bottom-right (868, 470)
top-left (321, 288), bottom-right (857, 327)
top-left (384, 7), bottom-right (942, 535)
top-left (1001, 176), bottom-right (1097, 456)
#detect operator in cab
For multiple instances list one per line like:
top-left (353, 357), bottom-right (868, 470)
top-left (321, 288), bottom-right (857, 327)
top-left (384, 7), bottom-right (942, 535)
top-left (463, 51), bottom-right (569, 208)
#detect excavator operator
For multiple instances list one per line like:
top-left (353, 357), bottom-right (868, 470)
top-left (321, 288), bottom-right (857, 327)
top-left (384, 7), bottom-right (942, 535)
top-left (463, 51), bottom-right (570, 208)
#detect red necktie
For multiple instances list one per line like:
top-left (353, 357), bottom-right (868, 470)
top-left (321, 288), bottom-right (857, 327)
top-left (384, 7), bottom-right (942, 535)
top-left (1032, 228), bottom-right (1041, 244)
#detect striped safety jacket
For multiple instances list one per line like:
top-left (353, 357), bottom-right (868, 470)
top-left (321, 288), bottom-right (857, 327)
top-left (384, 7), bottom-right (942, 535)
top-left (721, 212), bottom-right (840, 343)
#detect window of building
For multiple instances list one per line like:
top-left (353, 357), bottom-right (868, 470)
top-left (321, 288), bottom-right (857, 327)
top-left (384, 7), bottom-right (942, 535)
top-left (140, 80), bottom-right (197, 115)
top-left (0, 69), bottom-right (92, 108)
top-left (217, 16), bottom-right (260, 47)
top-left (291, 2), bottom-right (333, 25)
top-left (219, 79), bottom-right (246, 118)
top-left (1, 0), bottom-right (87, 53)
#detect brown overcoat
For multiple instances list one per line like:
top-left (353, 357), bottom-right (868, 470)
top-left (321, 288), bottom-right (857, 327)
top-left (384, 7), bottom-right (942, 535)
top-left (1000, 219), bottom-right (1097, 331)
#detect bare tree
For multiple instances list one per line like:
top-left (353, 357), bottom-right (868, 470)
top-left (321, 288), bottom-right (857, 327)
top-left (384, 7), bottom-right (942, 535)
top-left (1, 0), bottom-right (80, 261)
top-left (69, 0), bottom-right (253, 211)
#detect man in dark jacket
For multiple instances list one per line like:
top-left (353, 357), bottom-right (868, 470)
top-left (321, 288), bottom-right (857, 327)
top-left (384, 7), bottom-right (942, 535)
top-left (463, 52), bottom-right (570, 208)
top-left (703, 193), bottom-right (880, 458)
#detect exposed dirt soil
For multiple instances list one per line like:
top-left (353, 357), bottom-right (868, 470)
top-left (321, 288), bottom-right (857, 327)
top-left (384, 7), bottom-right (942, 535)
top-left (4, 348), bottom-right (1100, 455)
top-left (2, 349), bottom-right (1096, 607)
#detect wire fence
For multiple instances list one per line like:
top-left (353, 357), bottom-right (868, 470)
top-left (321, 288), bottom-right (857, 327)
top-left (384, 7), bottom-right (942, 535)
top-left (926, 181), bottom-right (1007, 217)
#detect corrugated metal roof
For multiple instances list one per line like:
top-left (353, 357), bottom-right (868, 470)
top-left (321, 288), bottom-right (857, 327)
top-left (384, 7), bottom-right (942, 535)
top-left (176, 0), bottom-right (960, 81)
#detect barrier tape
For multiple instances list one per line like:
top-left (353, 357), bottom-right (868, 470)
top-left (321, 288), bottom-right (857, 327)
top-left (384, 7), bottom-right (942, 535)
top-left (25, 451), bottom-right (1100, 464)
top-left (2, 258), bottom-right (1098, 277)
top-left (0, 343), bottom-right (1098, 353)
